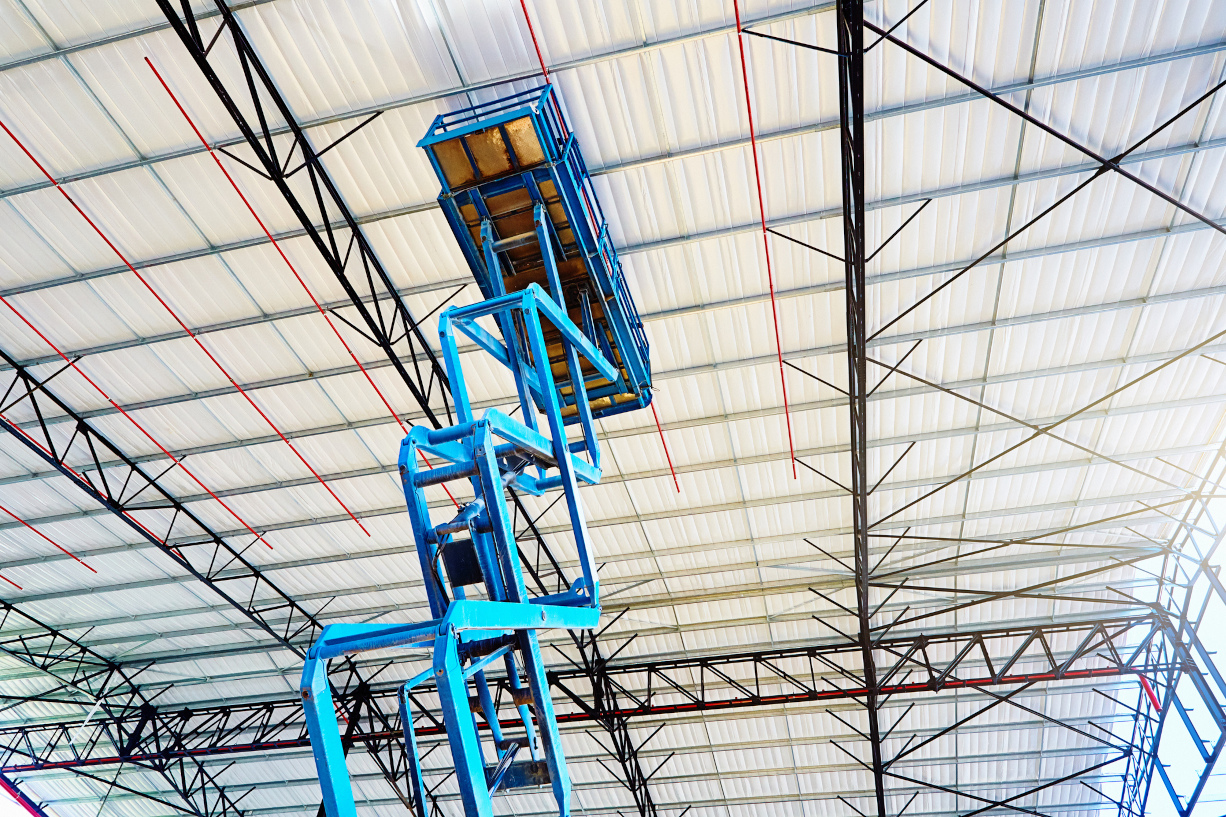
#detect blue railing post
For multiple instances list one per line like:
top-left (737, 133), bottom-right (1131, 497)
top-left (300, 647), bottom-right (359, 817)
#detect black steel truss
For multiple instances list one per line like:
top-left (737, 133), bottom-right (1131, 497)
top-left (0, 614), bottom-right (1175, 773)
top-left (835, 2), bottom-right (886, 815)
top-left (0, 349), bottom-right (425, 812)
top-left (0, 600), bottom-right (247, 817)
top-left (154, 0), bottom-right (451, 429)
top-left (0, 348), bottom-right (325, 653)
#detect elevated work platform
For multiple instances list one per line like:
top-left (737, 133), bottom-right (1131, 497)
top-left (302, 84), bottom-right (651, 817)
top-left (419, 85), bottom-right (651, 420)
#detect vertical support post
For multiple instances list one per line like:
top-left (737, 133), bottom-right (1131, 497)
top-left (522, 292), bottom-right (601, 604)
top-left (300, 653), bottom-right (359, 817)
top-left (837, 1), bottom-right (887, 814)
top-left (518, 628), bottom-right (572, 815)
top-left (396, 689), bottom-right (429, 817)
top-left (432, 631), bottom-right (493, 817)
top-left (400, 430), bottom-right (449, 619)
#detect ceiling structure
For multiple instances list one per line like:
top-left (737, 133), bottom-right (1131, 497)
top-left (0, 1), bottom-right (1224, 817)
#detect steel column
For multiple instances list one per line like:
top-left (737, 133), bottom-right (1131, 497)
top-left (836, 1), bottom-right (887, 814)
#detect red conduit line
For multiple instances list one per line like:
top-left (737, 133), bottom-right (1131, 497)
top-left (650, 402), bottom-right (680, 493)
top-left (0, 123), bottom-right (269, 547)
top-left (0, 774), bottom-right (42, 817)
top-left (0, 408), bottom-right (216, 566)
top-left (0, 574), bottom-right (20, 589)
top-left (0, 120), bottom-right (370, 536)
top-left (145, 60), bottom-right (459, 511)
top-left (0, 502), bottom-right (94, 574)
top-left (518, 0), bottom-right (549, 79)
top-left (732, 0), bottom-right (797, 479)
top-left (1139, 675), bottom-right (1161, 710)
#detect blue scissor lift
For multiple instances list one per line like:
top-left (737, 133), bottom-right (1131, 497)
top-left (300, 85), bottom-right (651, 817)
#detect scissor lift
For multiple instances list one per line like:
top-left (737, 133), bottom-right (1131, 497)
top-left (300, 86), bottom-right (651, 817)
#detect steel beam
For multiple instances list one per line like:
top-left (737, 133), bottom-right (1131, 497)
top-left (0, 614), bottom-right (1164, 773)
top-left (0, 348), bottom-right (329, 654)
top-left (835, 3), bottom-right (888, 814)
top-left (0, 348), bottom-right (422, 813)
top-left (0, 599), bottom-right (246, 817)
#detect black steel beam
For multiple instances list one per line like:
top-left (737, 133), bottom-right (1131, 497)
top-left (835, 1), bottom-right (885, 814)
top-left (863, 21), bottom-right (1226, 241)
top-left (0, 615), bottom-right (1166, 773)
top-left (0, 600), bottom-right (246, 817)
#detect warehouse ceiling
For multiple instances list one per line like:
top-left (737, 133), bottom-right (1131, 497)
top-left (0, 1), bottom-right (1225, 816)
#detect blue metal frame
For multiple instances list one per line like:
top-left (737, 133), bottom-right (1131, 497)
top-left (302, 284), bottom-right (616, 817)
top-left (302, 83), bottom-right (655, 817)
top-left (419, 84), bottom-right (651, 419)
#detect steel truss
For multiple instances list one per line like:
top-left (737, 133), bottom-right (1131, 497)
top-left (834, 2), bottom-right (887, 814)
top-left (0, 614), bottom-right (1177, 775)
top-left (151, 0), bottom-right (451, 428)
top-left (0, 354), bottom-right (423, 811)
top-left (0, 347), bottom-right (325, 652)
top-left (149, 3), bottom-right (661, 813)
top-left (0, 600), bottom-right (247, 817)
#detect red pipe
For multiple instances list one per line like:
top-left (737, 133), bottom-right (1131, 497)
top-left (650, 402), bottom-right (680, 493)
top-left (517, 0), bottom-right (549, 80)
top-left (0, 123), bottom-right (272, 546)
top-left (0, 500), bottom-right (91, 578)
top-left (1139, 675), bottom-right (1161, 710)
top-left (0, 774), bottom-right (45, 817)
top-left (0, 119), bottom-right (369, 536)
top-left (2, 663), bottom-right (1144, 772)
top-left (145, 59), bottom-right (459, 510)
top-left (732, 1), bottom-right (797, 478)
top-left (0, 409), bottom-right (198, 567)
